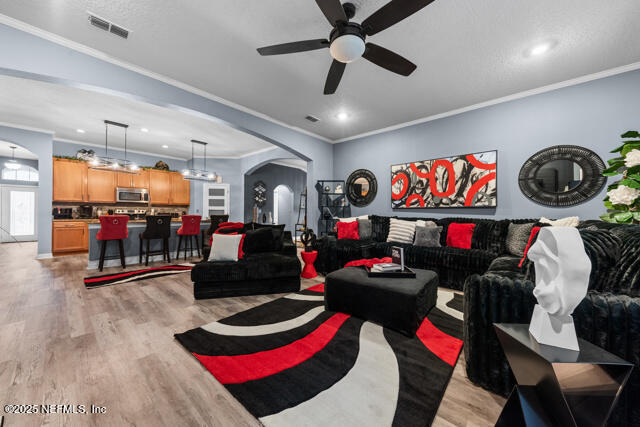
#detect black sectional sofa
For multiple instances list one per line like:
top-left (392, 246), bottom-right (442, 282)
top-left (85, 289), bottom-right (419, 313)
top-left (314, 215), bottom-right (535, 291)
top-left (192, 227), bottom-right (301, 299)
top-left (313, 215), bottom-right (640, 426)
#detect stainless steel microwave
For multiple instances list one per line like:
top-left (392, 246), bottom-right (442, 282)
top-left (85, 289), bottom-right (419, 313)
top-left (116, 187), bottom-right (149, 203)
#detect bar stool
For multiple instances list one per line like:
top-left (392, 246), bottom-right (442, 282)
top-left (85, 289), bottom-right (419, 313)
top-left (96, 215), bottom-right (129, 272)
top-left (202, 214), bottom-right (229, 252)
top-left (177, 215), bottom-right (202, 259)
top-left (139, 215), bottom-right (172, 266)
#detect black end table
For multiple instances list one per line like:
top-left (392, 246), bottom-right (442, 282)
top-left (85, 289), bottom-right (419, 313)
top-left (494, 323), bottom-right (633, 427)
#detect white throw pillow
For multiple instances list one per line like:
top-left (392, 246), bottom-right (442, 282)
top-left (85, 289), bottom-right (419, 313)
top-left (387, 218), bottom-right (417, 244)
top-left (337, 215), bottom-right (368, 223)
top-left (540, 216), bottom-right (580, 227)
top-left (208, 233), bottom-right (243, 262)
top-left (416, 220), bottom-right (437, 228)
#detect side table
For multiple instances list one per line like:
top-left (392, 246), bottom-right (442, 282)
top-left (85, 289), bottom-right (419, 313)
top-left (301, 250), bottom-right (318, 279)
top-left (494, 323), bottom-right (633, 427)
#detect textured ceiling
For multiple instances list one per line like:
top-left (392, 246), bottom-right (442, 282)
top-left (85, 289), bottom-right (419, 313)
top-left (0, 75), bottom-right (274, 159)
top-left (1, 0), bottom-right (639, 141)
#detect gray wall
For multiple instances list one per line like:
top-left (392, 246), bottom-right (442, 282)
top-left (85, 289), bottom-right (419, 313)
top-left (334, 69), bottom-right (640, 220)
top-left (0, 125), bottom-right (53, 255)
top-left (244, 163), bottom-right (307, 233)
top-left (0, 155), bottom-right (39, 186)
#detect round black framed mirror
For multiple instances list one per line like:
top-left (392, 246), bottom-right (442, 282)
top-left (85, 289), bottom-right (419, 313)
top-left (346, 169), bottom-right (377, 207)
top-left (518, 145), bottom-right (606, 207)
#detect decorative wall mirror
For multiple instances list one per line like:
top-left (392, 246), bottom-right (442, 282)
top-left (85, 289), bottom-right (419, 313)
top-left (518, 145), bottom-right (606, 207)
top-left (346, 169), bottom-right (377, 207)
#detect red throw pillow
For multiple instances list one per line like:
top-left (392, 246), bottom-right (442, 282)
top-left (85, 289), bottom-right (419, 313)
top-left (337, 221), bottom-right (359, 240)
top-left (518, 226), bottom-right (541, 268)
top-left (446, 223), bottom-right (476, 249)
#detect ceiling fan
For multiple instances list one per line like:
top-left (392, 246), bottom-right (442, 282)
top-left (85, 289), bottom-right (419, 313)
top-left (257, 0), bottom-right (436, 95)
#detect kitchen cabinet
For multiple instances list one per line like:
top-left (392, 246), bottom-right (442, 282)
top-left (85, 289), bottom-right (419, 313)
top-left (131, 169), bottom-right (149, 189)
top-left (87, 169), bottom-right (116, 203)
top-left (149, 170), bottom-right (171, 205)
top-left (170, 172), bottom-right (190, 205)
top-left (52, 221), bottom-right (88, 254)
top-left (53, 158), bottom-right (87, 202)
top-left (117, 170), bottom-right (149, 189)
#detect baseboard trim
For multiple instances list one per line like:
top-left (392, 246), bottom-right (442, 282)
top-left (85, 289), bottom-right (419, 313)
top-left (36, 252), bottom-right (53, 259)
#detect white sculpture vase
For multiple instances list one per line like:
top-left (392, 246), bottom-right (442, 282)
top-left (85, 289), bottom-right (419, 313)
top-left (527, 227), bottom-right (591, 351)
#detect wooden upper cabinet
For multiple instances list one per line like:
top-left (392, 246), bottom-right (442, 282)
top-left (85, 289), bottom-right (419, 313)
top-left (131, 169), bottom-right (149, 189)
top-left (149, 170), bottom-right (171, 205)
top-left (53, 158), bottom-right (87, 202)
top-left (117, 172), bottom-right (132, 188)
top-left (87, 169), bottom-right (116, 203)
top-left (170, 172), bottom-right (190, 205)
top-left (117, 170), bottom-right (149, 189)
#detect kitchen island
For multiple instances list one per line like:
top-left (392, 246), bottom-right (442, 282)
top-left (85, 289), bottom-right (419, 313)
top-left (86, 219), bottom-right (210, 270)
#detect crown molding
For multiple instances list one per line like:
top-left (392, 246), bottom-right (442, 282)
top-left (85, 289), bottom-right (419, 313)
top-left (333, 61), bottom-right (640, 143)
top-left (0, 120), bottom-right (55, 135)
top-left (0, 14), bottom-right (333, 144)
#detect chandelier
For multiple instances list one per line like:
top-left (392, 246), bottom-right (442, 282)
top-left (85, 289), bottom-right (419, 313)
top-left (182, 139), bottom-right (221, 182)
top-left (88, 120), bottom-right (139, 174)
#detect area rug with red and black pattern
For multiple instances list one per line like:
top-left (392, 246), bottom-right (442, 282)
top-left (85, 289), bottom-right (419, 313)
top-left (84, 264), bottom-right (193, 288)
top-left (175, 283), bottom-right (464, 427)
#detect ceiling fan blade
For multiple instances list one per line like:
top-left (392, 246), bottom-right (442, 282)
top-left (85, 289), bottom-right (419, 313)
top-left (362, 43), bottom-right (417, 76)
top-left (362, 0), bottom-right (436, 36)
top-left (324, 60), bottom-right (346, 95)
top-left (315, 0), bottom-right (348, 26)
top-left (257, 39), bottom-right (329, 56)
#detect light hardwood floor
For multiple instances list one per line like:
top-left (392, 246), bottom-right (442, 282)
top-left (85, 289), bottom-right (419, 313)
top-left (0, 242), bottom-right (504, 427)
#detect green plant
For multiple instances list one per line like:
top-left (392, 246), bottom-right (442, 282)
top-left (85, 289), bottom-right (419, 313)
top-left (601, 130), bottom-right (640, 224)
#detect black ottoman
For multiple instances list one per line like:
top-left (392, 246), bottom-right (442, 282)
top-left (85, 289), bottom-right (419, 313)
top-left (325, 267), bottom-right (438, 337)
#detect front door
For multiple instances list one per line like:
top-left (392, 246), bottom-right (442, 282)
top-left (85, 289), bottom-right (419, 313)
top-left (0, 185), bottom-right (38, 242)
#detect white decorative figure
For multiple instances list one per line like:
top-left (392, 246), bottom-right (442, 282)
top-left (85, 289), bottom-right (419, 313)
top-left (527, 227), bottom-right (591, 351)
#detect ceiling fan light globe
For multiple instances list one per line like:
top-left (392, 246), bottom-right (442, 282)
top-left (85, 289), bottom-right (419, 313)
top-left (330, 34), bottom-right (365, 63)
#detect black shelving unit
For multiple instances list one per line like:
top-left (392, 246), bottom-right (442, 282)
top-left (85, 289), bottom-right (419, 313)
top-left (316, 180), bottom-right (350, 236)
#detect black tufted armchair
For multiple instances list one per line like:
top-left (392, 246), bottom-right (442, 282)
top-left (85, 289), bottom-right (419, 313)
top-left (464, 224), bottom-right (640, 427)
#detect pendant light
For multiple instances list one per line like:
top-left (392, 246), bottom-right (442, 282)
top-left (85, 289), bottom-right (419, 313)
top-left (4, 146), bottom-right (21, 170)
top-left (182, 139), bottom-right (221, 182)
top-left (88, 120), bottom-right (139, 173)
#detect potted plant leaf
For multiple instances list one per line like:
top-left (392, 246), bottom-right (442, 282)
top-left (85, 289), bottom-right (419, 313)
top-left (601, 130), bottom-right (640, 224)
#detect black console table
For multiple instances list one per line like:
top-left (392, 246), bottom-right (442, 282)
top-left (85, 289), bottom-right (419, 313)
top-left (494, 323), bottom-right (633, 427)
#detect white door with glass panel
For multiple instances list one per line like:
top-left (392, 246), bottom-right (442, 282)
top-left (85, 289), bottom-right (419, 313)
top-left (0, 185), bottom-right (38, 242)
top-left (202, 183), bottom-right (230, 217)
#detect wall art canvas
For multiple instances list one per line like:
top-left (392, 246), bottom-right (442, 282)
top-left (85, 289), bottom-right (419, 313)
top-left (391, 150), bottom-right (497, 208)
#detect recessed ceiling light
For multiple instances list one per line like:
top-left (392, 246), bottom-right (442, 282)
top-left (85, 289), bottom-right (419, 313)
top-left (526, 41), bottom-right (556, 57)
top-left (336, 112), bottom-right (350, 121)
top-left (141, 127), bottom-right (149, 132)
top-left (162, 144), bottom-right (169, 149)
top-left (76, 129), bottom-right (85, 133)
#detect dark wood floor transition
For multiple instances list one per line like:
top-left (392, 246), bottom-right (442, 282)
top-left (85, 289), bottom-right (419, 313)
top-left (0, 242), bottom-right (504, 426)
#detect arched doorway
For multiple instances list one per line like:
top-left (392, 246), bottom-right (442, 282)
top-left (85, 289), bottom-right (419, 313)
top-left (273, 185), bottom-right (294, 233)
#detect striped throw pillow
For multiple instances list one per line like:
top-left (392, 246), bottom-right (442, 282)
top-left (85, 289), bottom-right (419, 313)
top-left (387, 218), bottom-right (417, 244)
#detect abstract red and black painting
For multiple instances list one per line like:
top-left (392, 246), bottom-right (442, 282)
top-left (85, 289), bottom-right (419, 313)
top-left (391, 150), bottom-right (497, 208)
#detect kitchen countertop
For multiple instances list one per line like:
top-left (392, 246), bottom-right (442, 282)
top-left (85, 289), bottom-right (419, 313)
top-left (53, 218), bottom-right (210, 224)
